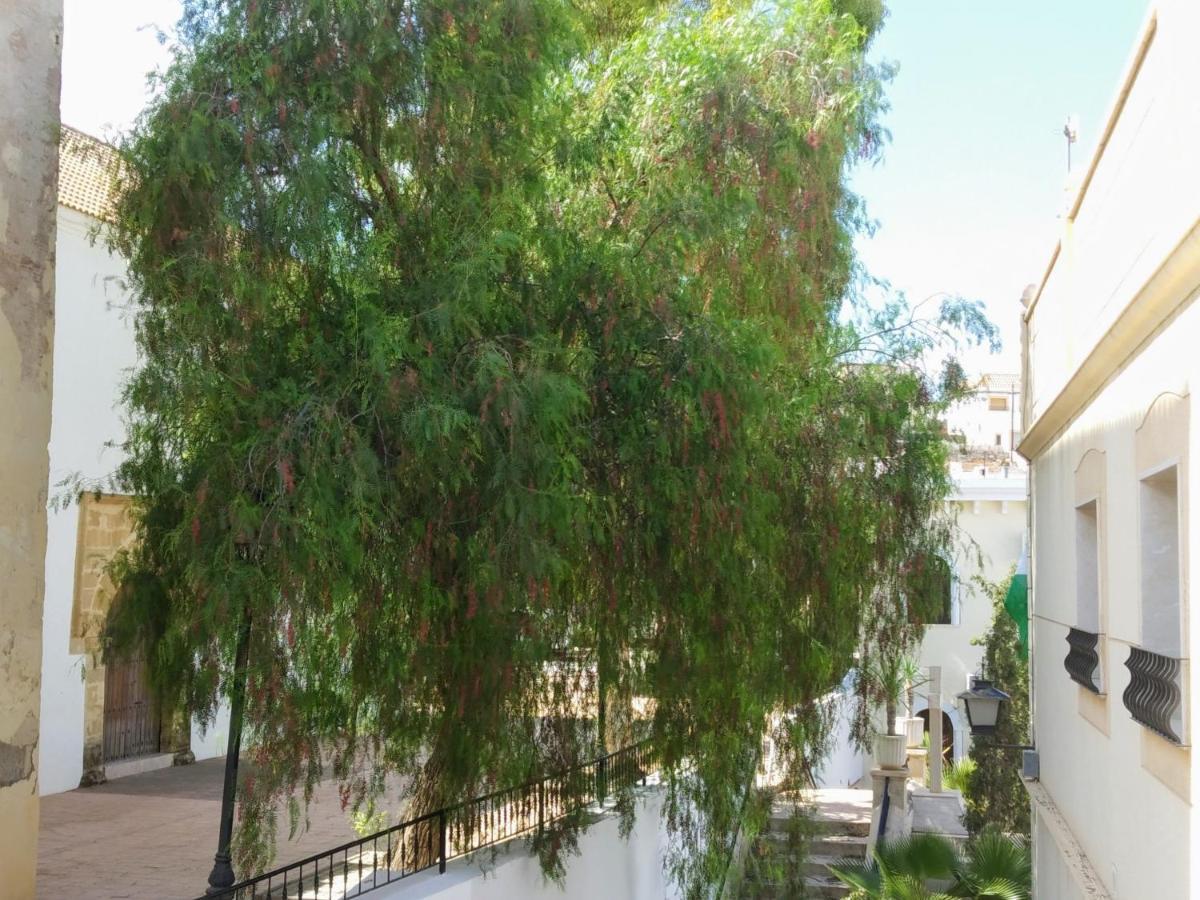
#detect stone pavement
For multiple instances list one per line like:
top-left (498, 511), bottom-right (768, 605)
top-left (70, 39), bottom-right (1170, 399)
top-left (37, 757), bottom-right (410, 900)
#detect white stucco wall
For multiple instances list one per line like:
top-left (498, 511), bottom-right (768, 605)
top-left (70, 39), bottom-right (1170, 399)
top-left (374, 791), bottom-right (680, 900)
top-left (1032, 814), bottom-right (1088, 900)
top-left (39, 205), bottom-right (136, 795)
top-left (1028, 303), bottom-right (1198, 898)
top-left (918, 481), bottom-right (1026, 763)
top-left (1021, 3), bottom-right (1200, 896)
top-left (812, 681), bottom-right (868, 789)
top-left (40, 205), bottom-right (229, 795)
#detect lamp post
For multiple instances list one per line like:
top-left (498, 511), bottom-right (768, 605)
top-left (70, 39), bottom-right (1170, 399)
top-left (206, 539), bottom-right (254, 896)
top-left (206, 611), bottom-right (250, 895)
top-left (956, 675), bottom-right (1032, 751)
top-left (956, 676), bottom-right (1009, 736)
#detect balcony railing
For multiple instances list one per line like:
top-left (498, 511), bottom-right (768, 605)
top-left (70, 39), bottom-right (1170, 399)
top-left (197, 740), bottom-right (657, 900)
top-left (1122, 646), bottom-right (1184, 744)
top-left (1064, 628), bottom-right (1102, 693)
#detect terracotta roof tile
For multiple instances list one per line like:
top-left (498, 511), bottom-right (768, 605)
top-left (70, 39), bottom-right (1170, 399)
top-left (58, 125), bottom-right (119, 223)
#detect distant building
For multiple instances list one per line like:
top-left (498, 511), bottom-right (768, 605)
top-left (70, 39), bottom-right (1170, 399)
top-left (39, 127), bottom-right (228, 795)
top-left (816, 375), bottom-right (1028, 787)
top-left (1020, 4), bottom-right (1197, 897)
top-left (946, 373), bottom-right (1023, 468)
top-left (915, 379), bottom-right (1026, 766)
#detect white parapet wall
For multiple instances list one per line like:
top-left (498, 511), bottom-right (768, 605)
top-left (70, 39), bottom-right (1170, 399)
top-left (372, 790), bottom-right (681, 900)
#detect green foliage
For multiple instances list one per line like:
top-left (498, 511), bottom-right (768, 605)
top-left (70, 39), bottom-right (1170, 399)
top-left (942, 756), bottom-right (976, 794)
top-left (102, 0), bottom-right (994, 893)
top-left (828, 830), bottom-right (1030, 900)
top-left (963, 574), bottom-right (1030, 837)
top-left (857, 651), bottom-right (916, 736)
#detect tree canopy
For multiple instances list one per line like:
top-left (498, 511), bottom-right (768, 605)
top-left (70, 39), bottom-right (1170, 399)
top-left (104, 0), bottom-right (995, 893)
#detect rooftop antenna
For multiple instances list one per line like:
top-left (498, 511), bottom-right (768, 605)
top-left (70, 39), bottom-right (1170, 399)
top-left (1063, 114), bottom-right (1079, 173)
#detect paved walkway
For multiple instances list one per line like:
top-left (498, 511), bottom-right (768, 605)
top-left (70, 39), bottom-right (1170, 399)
top-left (37, 757), bottom-right (409, 900)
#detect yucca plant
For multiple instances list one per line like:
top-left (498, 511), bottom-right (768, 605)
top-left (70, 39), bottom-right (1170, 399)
top-left (828, 829), bottom-right (1030, 900)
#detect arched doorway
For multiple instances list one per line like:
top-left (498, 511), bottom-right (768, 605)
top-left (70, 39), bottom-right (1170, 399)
top-left (917, 708), bottom-right (953, 768)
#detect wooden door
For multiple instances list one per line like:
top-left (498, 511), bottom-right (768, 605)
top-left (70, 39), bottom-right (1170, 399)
top-left (103, 652), bottom-right (161, 761)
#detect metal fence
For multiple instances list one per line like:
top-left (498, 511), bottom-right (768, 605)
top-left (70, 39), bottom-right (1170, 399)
top-left (199, 740), bottom-right (657, 900)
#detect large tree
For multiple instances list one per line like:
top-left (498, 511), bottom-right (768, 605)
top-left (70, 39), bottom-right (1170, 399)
top-left (104, 0), bottom-right (993, 893)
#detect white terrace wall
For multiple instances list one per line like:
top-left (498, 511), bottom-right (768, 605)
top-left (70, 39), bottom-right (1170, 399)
top-left (375, 791), bottom-right (681, 900)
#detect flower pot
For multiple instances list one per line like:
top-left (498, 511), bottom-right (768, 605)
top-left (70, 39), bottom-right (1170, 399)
top-left (895, 716), bottom-right (925, 748)
top-left (874, 733), bottom-right (908, 770)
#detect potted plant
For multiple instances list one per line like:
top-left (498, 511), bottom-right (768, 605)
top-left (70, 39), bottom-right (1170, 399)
top-left (894, 657), bottom-right (927, 748)
top-left (863, 654), bottom-right (910, 770)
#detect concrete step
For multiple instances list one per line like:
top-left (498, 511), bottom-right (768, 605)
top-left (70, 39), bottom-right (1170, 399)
top-left (803, 853), bottom-right (864, 877)
top-left (809, 833), bottom-right (869, 859)
top-left (741, 874), bottom-right (851, 899)
top-left (767, 809), bottom-right (870, 837)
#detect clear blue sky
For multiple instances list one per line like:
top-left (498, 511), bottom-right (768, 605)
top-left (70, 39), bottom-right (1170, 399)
top-left (851, 1), bottom-right (1151, 371)
top-left (62, 1), bottom-right (1150, 371)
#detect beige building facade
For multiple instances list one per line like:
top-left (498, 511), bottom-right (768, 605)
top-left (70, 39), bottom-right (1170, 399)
top-left (0, 2), bottom-right (63, 895)
top-left (1021, 3), bottom-right (1200, 897)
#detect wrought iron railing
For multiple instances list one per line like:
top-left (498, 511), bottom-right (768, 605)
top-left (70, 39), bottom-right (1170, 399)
top-left (198, 740), bottom-right (657, 900)
top-left (1064, 628), bottom-right (1102, 693)
top-left (1122, 646), bottom-right (1184, 744)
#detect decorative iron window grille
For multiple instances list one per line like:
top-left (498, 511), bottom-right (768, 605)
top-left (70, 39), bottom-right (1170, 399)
top-left (1064, 628), bottom-right (1102, 694)
top-left (1123, 646), bottom-right (1184, 744)
top-left (197, 739), bottom-right (657, 900)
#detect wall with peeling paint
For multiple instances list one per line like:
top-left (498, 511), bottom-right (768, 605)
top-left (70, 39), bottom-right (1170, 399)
top-left (0, 1), bottom-right (62, 896)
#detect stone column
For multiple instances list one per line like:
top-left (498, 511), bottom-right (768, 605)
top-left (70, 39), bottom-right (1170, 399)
top-left (867, 768), bottom-right (911, 854)
top-left (929, 666), bottom-right (943, 793)
top-left (0, 0), bottom-right (62, 895)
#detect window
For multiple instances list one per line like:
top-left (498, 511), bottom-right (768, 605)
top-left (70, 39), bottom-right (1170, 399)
top-left (1140, 465), bottom-right (1181, 658)
top-left (1068, 452), bottom-right (1107, 697)
top-left (910, 555), bottom-right (954, 626)
top-left (1075, 500), bottom-right (1100, 634)
top-left (934, 558), bottom-right (954, 624)
top-left (994, 434), bottom-right (1002, 446)
top-left (988, 395), bottom-right (1009, 411)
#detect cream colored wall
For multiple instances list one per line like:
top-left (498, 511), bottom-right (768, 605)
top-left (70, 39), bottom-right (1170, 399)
top-left (917, 493), bottom-right (1026, 759)
top-left (1029, 296), bottom-right (1200, 898)
top-left (1032, 815), bottom-right (1090, 900)
top-left (1022, 4), bottom-right (1200, 898)
top-left (1025, 2), bottom-right (1200, 426)
top-left (1030, 325), bottom-right (1197, 896)
top-left (0, 1), bottom-right (62, 895)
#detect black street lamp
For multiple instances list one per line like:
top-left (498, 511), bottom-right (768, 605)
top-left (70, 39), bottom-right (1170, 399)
top-left (206, 612), bottom-right (250, 895)
top-left (956, 676), bottom-right (1010, 736)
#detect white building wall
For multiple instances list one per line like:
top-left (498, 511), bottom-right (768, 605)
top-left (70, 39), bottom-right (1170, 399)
top-left (39, 205), bottom-right (136, 795)
top-left (917, 483), bottom-right (1026, 762)
top-left (812, 681), bottom-right (868, 789)
top-left (1033, 814), bottom-right (1088, 900)
top-left (40, 205), bottom-right (229, 795)
top-left (1021, 3), bottom-right (1200, 896)
top-left (1028, 305), bottom-right (1197, 897)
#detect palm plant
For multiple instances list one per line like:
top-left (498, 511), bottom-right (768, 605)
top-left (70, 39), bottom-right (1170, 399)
top-left (828, 829), bottom-right (1030, 900)
top-left (943, 757), bottom-right (977, 794)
